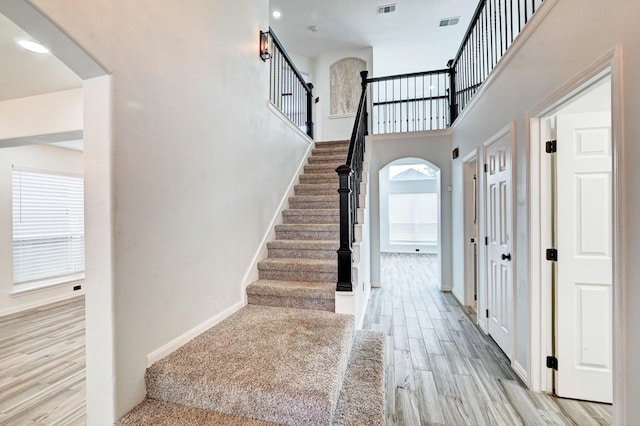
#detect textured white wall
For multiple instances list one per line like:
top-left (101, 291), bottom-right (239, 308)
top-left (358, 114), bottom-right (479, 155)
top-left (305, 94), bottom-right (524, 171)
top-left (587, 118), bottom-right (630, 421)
top-left (30, 0), bottom-right (313, 422)
top-left (449, 0), bottom-right (640, 419)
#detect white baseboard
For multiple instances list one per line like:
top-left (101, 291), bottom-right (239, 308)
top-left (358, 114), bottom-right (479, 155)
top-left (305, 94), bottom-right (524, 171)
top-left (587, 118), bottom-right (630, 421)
top-left (146, 300), bottom-right (244, 367)
top-left (371, 281), bottom-right (381, 288)
top-left (512, 360), bottom-right (529, 385)
top-left (0, 291), bottom-right (84, 317)
top-left (239, 135), bottom-right (314, 299)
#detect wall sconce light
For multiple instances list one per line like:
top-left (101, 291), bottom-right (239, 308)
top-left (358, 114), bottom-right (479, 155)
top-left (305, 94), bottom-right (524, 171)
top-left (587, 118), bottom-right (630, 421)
top-left (259, 31), bottom-right (271, 61)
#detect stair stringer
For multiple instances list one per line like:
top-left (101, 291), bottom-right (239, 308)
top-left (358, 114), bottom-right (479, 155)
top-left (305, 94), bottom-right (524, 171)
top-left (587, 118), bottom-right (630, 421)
top-left (335, 139), bottom-right (372, 329)
top-left (239, 139), bottom-right (314, 302)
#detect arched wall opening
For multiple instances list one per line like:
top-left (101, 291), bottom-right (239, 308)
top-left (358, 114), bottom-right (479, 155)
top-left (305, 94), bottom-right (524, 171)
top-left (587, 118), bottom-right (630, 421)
top-left (378, 157), bottom-right (442, 282)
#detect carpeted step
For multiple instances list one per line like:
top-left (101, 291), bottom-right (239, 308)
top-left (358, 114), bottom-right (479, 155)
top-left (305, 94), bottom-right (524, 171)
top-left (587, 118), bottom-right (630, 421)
top-left (332, 330), bottom-right (385, 426)
top-left (311, 147), bottom-right (349, 157)
top-left (304, 163), bottom-right (342, 174)
top-left (247, 280), bottom-right (335, 312)
top-left (267, 239), bottom-right (339, 259)
top-left (307, 154), bottom-right (347, 165)
top-left (294, 183), bottom-right (339, 196)
top-left (299, 173), bottom-right (338, 184)
top-left (289, 195), bottom-right (339, 209)
top-left (146, 305), bottom-right (354, 425)
top-left (275, 223), bottom-right (339, 240)
top-left (315, 140), bottom-right (350, 149)
top-left (117, 399), bottom-right (272, 425)
top-left (258, 258), bottom-right (337, 282)
top-left (282, 208), bottom-right (339, 224)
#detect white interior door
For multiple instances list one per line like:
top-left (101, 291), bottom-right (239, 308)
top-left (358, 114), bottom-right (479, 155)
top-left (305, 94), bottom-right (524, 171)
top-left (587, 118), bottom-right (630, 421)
top-left (485, 133), bottom-right (513, 358)
top-left (556, 112), bottom-right (613, 403)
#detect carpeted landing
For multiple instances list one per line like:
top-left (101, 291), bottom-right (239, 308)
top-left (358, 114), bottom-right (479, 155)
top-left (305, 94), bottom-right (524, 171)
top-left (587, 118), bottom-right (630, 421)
top-left (118, 306), bottom-right (384, 425)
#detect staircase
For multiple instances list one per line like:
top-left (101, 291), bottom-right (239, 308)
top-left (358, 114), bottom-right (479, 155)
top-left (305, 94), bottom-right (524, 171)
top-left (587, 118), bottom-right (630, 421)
top-left (117, 140), bottom-right (384, 425)
top-left (247, 140), bottom-right (349, 312)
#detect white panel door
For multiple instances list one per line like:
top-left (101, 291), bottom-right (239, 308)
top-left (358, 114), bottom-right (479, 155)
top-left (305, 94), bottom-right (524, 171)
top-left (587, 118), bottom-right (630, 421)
top-left (556, 111), bottom-right (612, 403)
top-left (485, 133), bottom-right (513, 358)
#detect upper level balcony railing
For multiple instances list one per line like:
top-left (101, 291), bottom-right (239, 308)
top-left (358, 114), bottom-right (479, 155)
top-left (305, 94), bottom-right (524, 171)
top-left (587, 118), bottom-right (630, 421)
top-left (367, 0), bottom-right (545, 136)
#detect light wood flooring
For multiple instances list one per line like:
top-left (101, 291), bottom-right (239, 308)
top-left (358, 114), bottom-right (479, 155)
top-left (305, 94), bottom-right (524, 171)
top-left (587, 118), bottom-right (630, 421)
top-left (364, 253), bottom-right (613, 425)
top-left (0, 296), bottom-right (86, 425)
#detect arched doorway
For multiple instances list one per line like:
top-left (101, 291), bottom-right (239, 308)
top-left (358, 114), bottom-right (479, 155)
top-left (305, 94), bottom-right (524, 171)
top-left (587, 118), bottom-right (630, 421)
top-left (378, 157), bottom-right (442, 282)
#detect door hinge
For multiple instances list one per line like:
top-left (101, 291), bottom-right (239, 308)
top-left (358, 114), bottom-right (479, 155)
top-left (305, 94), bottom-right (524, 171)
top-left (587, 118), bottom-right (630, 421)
top-left (485, 309), bottom-right (489, 318)
top-left (546, 355), bottom-right (558, 370)
top-left (546, 248), bottom-right (558, 261)
top-left (485, 236), bottom-right (489, 246)
top-left (545, 140), bottom-right (557, 153)
top-left (484, 163), bottom-right (488, 173)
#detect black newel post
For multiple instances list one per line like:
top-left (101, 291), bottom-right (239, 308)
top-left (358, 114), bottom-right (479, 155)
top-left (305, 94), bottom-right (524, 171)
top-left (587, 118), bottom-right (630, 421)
top-left (336, 165), bottom-right (353, 292)
top-left (306, 83), bottom-right (314, 139)
top-left (360, 70), bottom-right (369, 136)
top-left (448, 64), bottom-right (458, 126)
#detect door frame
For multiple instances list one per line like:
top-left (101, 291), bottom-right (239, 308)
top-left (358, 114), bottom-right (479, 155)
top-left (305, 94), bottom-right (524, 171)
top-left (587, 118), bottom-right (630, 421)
top-left (528, 48), bottom-right (622, 417)
top-left (476, 123), bottom-right (516, 351)
top-left (462, 150), bottom-right (479, 308)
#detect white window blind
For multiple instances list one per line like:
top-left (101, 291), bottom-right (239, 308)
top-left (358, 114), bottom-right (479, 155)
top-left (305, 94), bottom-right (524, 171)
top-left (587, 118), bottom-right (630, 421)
top-left (389, 193), bottom-right (438, 243)
top-left (12, 168), bottom-right (85, 285)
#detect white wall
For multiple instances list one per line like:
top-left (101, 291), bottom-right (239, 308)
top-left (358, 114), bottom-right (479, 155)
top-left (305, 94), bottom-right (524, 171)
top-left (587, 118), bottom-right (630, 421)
top-left (0, 144), bottom-right (84, 314)
top-left (31, 0), bottom-right (313, 422)
top-left (314, 47), bottom-right (373, 141)
top-left (0, 89), bottom-right (83, 144)
top-left (369, 131), bottom-right (452, 289)
top-left (449, 0), bottom-right (640, 419)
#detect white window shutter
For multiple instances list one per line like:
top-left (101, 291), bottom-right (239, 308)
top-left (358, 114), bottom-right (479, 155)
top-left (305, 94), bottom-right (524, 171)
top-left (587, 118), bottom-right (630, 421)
top-left (389, 193), bottom-right (438, 243)
top-left (12, 169), bottom-right (85, 285)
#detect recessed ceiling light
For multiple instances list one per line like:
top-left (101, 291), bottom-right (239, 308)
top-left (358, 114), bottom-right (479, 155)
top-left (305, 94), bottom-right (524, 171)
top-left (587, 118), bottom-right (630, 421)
top-left (272, 10), bottom-right (281, 19)
top-left (16, 39), bottom-right (49, 54)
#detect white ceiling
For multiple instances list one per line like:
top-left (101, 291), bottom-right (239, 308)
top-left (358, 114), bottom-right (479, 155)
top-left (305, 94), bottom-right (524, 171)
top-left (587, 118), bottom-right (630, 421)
top-left (0, 11), bottom-right (81, 102)
top-left (269, 0), bottom-right (478, 59)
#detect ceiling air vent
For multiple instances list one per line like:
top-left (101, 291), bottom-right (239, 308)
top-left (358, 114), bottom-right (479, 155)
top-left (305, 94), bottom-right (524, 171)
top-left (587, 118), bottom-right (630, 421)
top-left (439, 16), bottom-right (460, 27)
top-left (378, 4), bottom-right (397, 14)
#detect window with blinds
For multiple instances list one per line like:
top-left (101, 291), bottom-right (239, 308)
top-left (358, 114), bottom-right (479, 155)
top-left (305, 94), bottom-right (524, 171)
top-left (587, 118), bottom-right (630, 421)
top-left (389, 193), bottom-right (438, 243)
top-left (12, 168), bottom-right (85, 286)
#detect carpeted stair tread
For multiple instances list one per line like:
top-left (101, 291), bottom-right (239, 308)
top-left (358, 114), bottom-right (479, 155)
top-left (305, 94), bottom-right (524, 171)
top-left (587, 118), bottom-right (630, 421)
top-left (332, 330), bottom-right (385, 426)
top-left (258, 257), bottom-right (336, 272)
top-left (267, 240), bottom-right (339, 250)
top-left (294, 183), bottom-right (339, 196)
top-left (304, 164), bottom-right (342, 173)
top-left (146, 305), bottom-right (354, 425)
top-left (282, 209), bottom-right (339, 224)
top-left (247, 280), bottom-right (335, 299)
top-left (247, 280), bottom-right (335, 312)
top-left (275, 223), bottom-right (339, 241)
top-left (315, 140), bottom-right (350, 148)
top-left (299, 173), bottom-right (338, 184)
top-left (117, 399), bottom-right (273, 425)
top-left (311, 147), bottom-right (349, 157)
top-left (307, 154), bottom-right (347, 164)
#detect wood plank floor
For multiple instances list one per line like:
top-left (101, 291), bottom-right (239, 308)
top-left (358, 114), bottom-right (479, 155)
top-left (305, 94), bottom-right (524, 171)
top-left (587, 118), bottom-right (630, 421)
top-left (0, 296), bottom-right (86, 425)
top-left (364, 253), bottom-right (613, 426)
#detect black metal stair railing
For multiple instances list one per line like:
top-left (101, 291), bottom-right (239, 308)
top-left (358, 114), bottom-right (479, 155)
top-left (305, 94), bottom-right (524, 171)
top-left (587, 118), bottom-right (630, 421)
top-left (336, 71), bottom-right (368, 292)
top-left (368, 69), bottom-right (452, 134)
top-left (267, 28), bottom-right (315, 138)
top-left (451, 0), bottom-right (545, 118)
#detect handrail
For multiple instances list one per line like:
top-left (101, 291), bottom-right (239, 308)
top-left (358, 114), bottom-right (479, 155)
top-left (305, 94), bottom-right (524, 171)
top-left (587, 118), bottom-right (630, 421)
top-left (267, 28), bottom-right (315, 138)
top-left (336, 70), bottom-right (369, 292)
